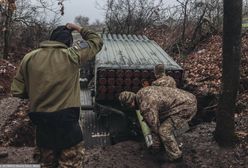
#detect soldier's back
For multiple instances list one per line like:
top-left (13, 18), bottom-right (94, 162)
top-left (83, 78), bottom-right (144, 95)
top-left (137, 86), bottom-right (196, 113)
top-left (152, 75), bottom-right (177, 88)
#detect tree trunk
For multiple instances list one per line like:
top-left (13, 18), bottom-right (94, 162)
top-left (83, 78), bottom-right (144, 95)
top-left (181, 0), bottom-right (189, 42)
top-left (190, 6), bottom-right (207, 44)
top-left (3, 8), bottom-right (13, 59)
top-left (215, 0), bottom-right (242, 146)
top-left (0, 30), bottom-right (3, 59)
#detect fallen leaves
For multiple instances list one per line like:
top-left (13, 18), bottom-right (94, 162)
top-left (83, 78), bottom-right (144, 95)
top-left (173, 35), bottom-right (224, 95)
top-left (0, 100), bottom-right (34, 147)
top-left (0, 59), bottom-right (16, 95)
top-left (147, 30), bottom-right (248, 119)
top-left (146, 27), bottom-right (248, 97)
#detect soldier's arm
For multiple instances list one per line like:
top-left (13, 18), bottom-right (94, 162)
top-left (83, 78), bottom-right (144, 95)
top-left (140, 101), bottom-right (160, 134)
top-left (67, 23), bottom-right (103, 65)
top-left (11, 60), bottom-right (28, 99)
top-left (151, 78), bottom-right (159, 86)
top-left (151, 81), bottom-right (157, 86)
top-left (151, 78), bottom-right (164, 87)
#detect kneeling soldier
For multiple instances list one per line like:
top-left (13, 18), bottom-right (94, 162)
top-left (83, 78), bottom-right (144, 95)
top-left (119, 86), bottom-right (197, 166)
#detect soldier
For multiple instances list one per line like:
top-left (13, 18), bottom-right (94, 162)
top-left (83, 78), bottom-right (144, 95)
top-left (11, 23), bottom-right (103, 167)
top-left (119, 86), bottom-right (197, 167)
top-left (152, 64), bottom-right (177, 88)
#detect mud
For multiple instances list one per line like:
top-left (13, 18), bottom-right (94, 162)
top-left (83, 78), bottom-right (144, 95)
top-left (84, 141), bottom-right (161, 168)
top-left (179, 119), bottom-right (248, 168)
top-left (0, 98), bottom-right (35, 147)
top-left (82, 116), bottom-right (247, 168)
top-left (0, 97), bottom-right (21, 130)
top-left (0, 147), bottom-right (35, 164)
top-left (0, 95), bottom-right (247, 167)
top-left (0, 95), bottom-right (247, 168)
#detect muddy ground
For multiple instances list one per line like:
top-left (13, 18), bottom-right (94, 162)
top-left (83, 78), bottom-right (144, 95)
top-left (0, 97), bottom-right (247, 168)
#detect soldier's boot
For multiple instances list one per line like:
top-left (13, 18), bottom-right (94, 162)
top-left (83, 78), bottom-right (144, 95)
top-left (39, 148), bottom-right (59, 168)
top-left (58, 142), bottom-right (85, 168)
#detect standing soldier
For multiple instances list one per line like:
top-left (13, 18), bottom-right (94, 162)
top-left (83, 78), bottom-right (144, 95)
top-left (11, 23), bottom-right (103, 167)
top-left (119, 86), bottom-right (197, 167)
top-left (152, 64), bottom-right (177, 88)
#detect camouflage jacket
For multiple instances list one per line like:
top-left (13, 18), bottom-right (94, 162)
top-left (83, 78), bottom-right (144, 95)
top-left (11, 27), bottom-right (103, 112)
top-left (152, 75), bottom-right (177, 88)
top-left (136, 86), bottom-right (197, 133)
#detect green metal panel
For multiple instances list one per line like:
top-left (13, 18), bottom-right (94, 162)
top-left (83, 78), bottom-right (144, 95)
top-left (95, 34), bottom-right (183, 71)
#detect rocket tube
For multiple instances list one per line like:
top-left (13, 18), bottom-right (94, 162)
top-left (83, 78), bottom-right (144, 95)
top-left (136, 110), bottom-right (153, 148)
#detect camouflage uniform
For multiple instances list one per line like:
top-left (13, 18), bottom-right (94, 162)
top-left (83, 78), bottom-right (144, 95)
top-left (137, 86), bottom-right (196, 160)
top-left (153, 64), bottom-right (177, 88)
top-left (119, 86), bottom-right (197, 161)
top-left (152, 74), bottom-right (177, 88)
top-left (39, 142), bottom-right (85, 168)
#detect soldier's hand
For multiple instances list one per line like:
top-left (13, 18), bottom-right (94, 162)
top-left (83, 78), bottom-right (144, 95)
top-left (66, 23), bottom-right (81, 32)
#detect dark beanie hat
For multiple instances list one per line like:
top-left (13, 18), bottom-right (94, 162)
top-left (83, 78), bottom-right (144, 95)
top-left (50, 26), bottom-right (73, 47)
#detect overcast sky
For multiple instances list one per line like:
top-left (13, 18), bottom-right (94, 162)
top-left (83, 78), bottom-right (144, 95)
top-left (60, 0), bottom-right (105, 24)
top-left (59, 0), bottom-right (178, 24)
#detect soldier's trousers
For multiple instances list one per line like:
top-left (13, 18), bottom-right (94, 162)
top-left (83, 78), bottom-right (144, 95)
top-left (159, 117), bottom-right (182, 161)
top-left (159, 100), bottom-right (197, 161)
top-left (38, 142), bottom-right (85, 168)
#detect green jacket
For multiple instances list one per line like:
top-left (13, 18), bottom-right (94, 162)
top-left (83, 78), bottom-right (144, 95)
top-left (11, 27), bottom-right (103, 112)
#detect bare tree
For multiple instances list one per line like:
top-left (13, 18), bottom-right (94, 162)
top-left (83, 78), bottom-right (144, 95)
top-left (188, 0), bottom-right (223, 45)
top-left (104, 0), bottom-right (164, 34)
top-left (163, 0), bottom-right (224, 53)
top-left (215, 0), bottom-right (242, 146)
top-left (0, 0), bottom-right (62, 59)
top-left (176, 0), bottom-right (190, 42)
top-left (90, 19), bottom-right (105, 32)
top-left (0, 0), bottom-right (16, 59)
top-left (74, 15), bottom-right (89, 27)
